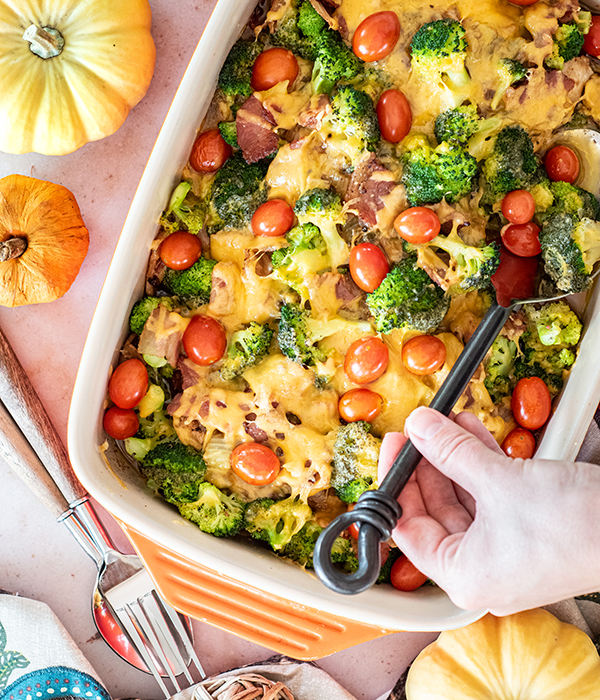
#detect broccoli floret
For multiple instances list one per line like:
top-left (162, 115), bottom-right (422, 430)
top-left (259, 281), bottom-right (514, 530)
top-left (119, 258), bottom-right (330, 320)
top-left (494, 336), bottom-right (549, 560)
top-left (513, 357), bottom-right (565, 395)
top-left (277, 303), bottom-right (371, 367)
top-left (271, 223), bottom-right (330, 300)
top-left (526, 301), bottom-right (582, 347)
top-left (178, 482), bottom-right (246, 537)
top-left (162, 257), bottom-right (216, 304)
top-left (218, 40), bottom-right (262, 99)
top-left (545, 22), bottom-right (586, 71)
top-left (280, 520), bottom-right (323, 567)
top-left (427, 230), bottom-right (501, 291)
top-left (402, 138), bottom-right (478, 206)
top-left (294, 188), bottom-right (348, 268)
top-left (530, 179), bottom-right (555, 214)
top-left (513, 301), bottom-right (583, 395)
top-left (434, 104), bottom-right (480, 147)
top-left (330, 536), bottom-right (359, 573)
top-left (297, 0), bottom-right (328, 36)
top-left (160, 181), bottom-right (206, 235)
top-left (482, 125), bottom-right (540, 201)
top-left (540, 213), bottom-right (600, 293)
top-left (490, 58), bottom-right (526, 110)
top-left (366, 256), bottom-right (449, 333)
top-left (329, 85), bottom-right (380, 151)
top-left (244, 496), bottom-right (313, 550)
top-left (312, 29), bottom-right (363, 95)
top-left (218, 121), bottom-right (238, 149)
top-left (331, 422), bottom-right (381, 503)
top-left (376, 547), bottom-right (402, 584)
top-left (410, 19), bottom-right (470, 96)
top-left (220, 322), bottom-right (273, 380)
top-left (140, 439), bottom-right (207, 504)
top-left (545, 181), bottom-right (600, 221)
top-left (270, 0), bottom-right (322, 61)
top-left (129, 296), bottom-right (175, 335)
top-left (484, 336), bottom-right (517, 403)
top-left (434, 105), bottom-right (503, 158)
top-left (206, 152), bottom-right (269, 233)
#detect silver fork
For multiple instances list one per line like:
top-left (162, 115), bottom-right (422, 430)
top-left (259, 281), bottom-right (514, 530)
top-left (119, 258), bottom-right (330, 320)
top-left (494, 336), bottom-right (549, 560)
top-left (73, 505), bottom-right (206, 698)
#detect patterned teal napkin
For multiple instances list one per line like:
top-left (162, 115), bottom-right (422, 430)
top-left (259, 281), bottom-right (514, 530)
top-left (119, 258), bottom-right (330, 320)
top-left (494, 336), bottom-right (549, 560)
top-left (0, 593), bottom-right (110, 700)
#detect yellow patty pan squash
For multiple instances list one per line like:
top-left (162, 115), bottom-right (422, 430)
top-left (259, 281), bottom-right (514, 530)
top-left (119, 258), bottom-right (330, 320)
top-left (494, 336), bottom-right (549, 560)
top-left (0, 0), bottom-right (155, 155)
top-left (406, 608), bottom-right (600, 699)
top-left (0, 174), bottom-right (89, 306)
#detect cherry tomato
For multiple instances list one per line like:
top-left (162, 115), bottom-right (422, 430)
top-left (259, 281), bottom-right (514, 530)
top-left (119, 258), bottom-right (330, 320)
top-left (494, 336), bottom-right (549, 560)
top-left (344, 336), bottom-right (389, 384)
top-left (376, 89), bottom-right (412, 143)
top-left (402, 335), bottom-right (446, 376)
top-left (390, 555), bottom-right (428, 591)
top-left (584, 15), bottom-right (600, 57)
top-left (108, 358), bottom-right (148, 409)
top-left (347, 503), bottom-right (360, 539)
top-left (501, 190), bottom-right (535, 224)
top-left (251, 199), bottom-right (295, 237)
top-left (394, 207), bottom-right (441, 244)
top-left (94, 600), bottom-right (145, 670)
top-left (501, 222), bottom-right (541, 258)
top-left (352, 11), bottom-right (400, 62)
top-left (491, 246), bottom-right (538, 307)
top-left (511, 377), bottom-right (552, 430)
top-left (502, 428), bottom-right (536, 459)
top-left (231, 442), bottom-right (281, 485)
top-left (159, 231), bottom-right (202, 270)
top-left (349, 243), bottom-right (389, 292)
top-left (189, 129), bottom-right (232, 172)
top-left (339, 388), bottom-right (383, 422)
top-left (251, 48), bottom-right (299, 91)
top-left (183, 315), bottom-right (227, 366)
top-left (103, 407), bottom-right (139, 440)
top-left (544, 146), bottom-right (580, 184)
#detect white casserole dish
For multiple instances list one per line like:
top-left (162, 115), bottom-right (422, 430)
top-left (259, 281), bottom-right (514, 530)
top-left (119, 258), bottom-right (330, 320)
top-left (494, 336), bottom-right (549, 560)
top-left (68, 0), bottom-right (600, 638)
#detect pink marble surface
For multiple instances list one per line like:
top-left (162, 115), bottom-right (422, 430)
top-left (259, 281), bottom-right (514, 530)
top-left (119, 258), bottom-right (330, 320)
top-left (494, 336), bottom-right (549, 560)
top-left (0, 2), bottom-right (437, 698)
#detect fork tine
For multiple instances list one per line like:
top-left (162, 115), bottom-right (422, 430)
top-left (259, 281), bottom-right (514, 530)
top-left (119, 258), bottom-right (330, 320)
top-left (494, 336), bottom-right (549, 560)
top-left (132, 597), bottom-right (184, 691)
top-left (118, 602), bottom-right (172, 698)
top-left (153, 592), bottom-right (206, 678)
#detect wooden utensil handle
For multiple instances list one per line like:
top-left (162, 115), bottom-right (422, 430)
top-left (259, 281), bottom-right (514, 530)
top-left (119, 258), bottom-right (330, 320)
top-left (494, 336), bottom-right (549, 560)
top-left (0, 325), bottom-right (86, 504)
top-left (0, 400), bottom-right (70, 518)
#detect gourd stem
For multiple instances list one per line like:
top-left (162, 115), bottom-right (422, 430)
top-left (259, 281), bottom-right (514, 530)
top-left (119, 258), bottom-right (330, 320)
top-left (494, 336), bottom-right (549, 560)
top-left (23, 25), bottom-right (64, 60)
top-left (0, 237), bottom-right (27, 262)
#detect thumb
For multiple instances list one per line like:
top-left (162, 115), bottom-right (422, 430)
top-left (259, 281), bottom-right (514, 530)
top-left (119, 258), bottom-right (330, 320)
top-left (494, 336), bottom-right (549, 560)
top-left (404, 407), bottom-right (505, 494)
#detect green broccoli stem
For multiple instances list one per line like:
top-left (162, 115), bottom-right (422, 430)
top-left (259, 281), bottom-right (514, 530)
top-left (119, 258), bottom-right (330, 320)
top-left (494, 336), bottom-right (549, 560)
top-left (444, 67), bottom-right (470, 91)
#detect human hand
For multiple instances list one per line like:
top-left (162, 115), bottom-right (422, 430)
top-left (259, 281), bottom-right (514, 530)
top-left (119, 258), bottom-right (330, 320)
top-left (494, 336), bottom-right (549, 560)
top-left (379, 407), bottom-right (600, 615)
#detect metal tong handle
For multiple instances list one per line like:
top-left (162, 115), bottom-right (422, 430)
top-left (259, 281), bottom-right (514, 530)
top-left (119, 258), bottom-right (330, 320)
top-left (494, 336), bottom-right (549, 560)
top-left (313, 302), bottom-right (514, 594)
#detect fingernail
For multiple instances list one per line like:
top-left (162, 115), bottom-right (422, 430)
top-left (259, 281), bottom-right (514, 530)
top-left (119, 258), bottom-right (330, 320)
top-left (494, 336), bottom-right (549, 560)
top-left (406, 408), bottom-right (443, 441)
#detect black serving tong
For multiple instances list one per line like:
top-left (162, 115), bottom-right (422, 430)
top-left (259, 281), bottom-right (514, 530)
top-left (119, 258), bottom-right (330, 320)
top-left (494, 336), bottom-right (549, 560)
top-left (313, 261), bottom-right (600, 595)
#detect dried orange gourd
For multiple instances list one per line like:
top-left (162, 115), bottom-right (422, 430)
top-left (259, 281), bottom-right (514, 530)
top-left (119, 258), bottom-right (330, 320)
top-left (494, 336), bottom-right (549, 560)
top-left (0, 0), bottom-right (155, 155)
top-left (0, 174), bottom-right (89, 307)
